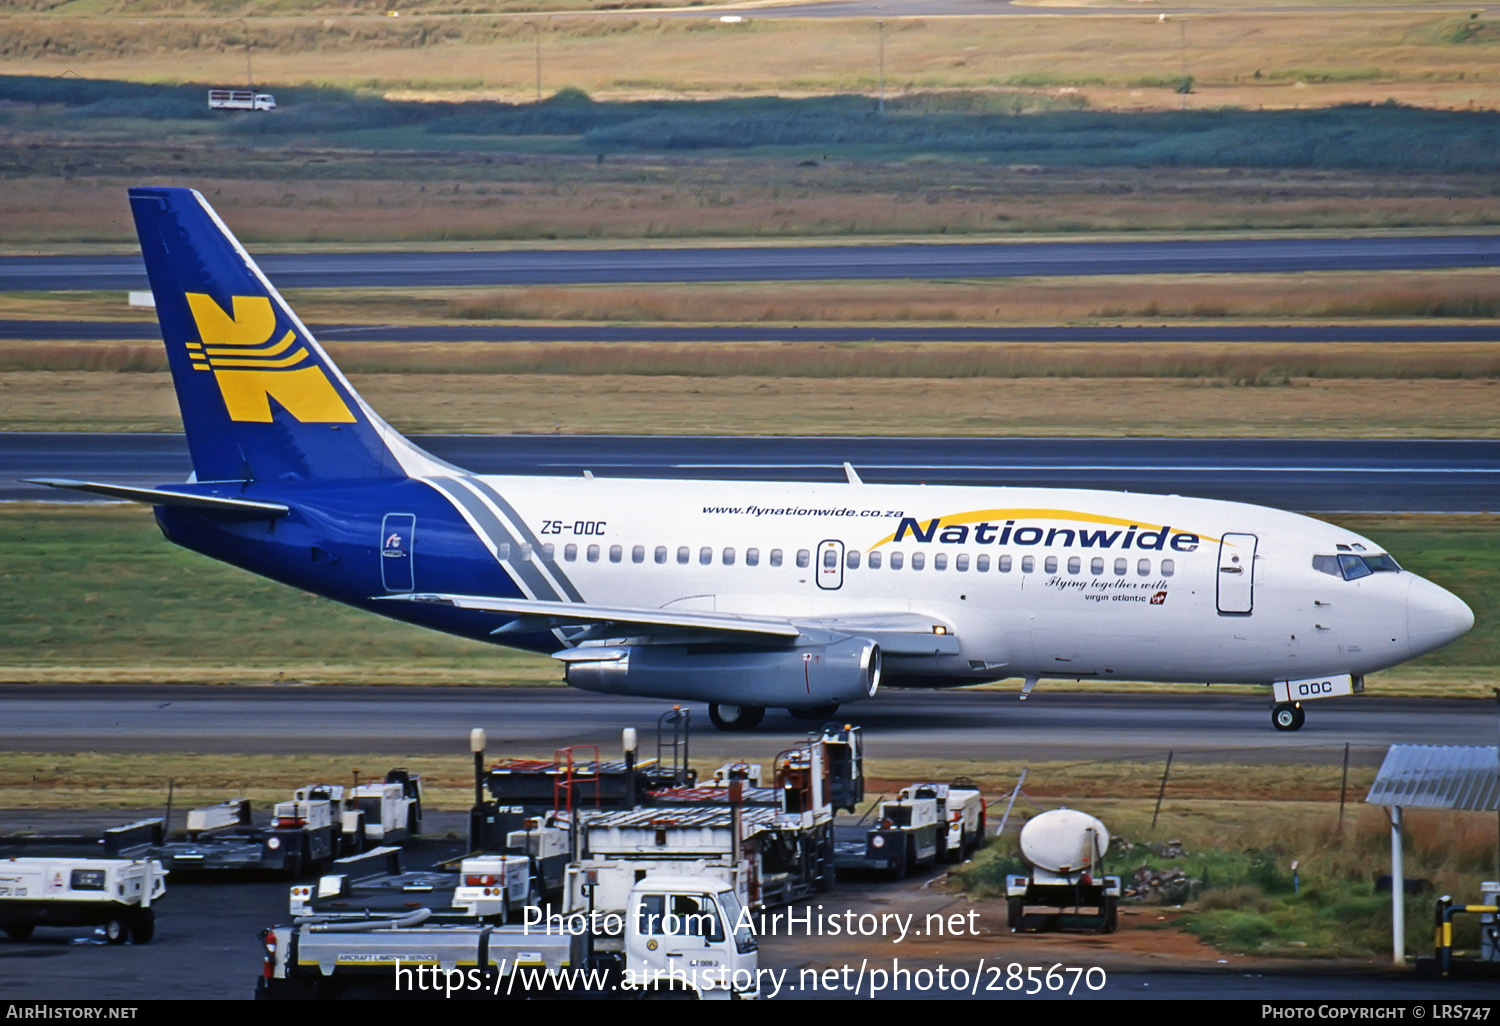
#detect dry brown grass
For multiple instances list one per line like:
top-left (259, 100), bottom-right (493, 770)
top-left (15, 270), bottom-right (1500, 326)
top-left (6, 339), bottom-right (1500, 382)
top-left (1, 8), bottom-right (1498, 109)
top-left (5, 369), bottom-right (1498, 436)
top-left (437, 272), bottom-right (1500, 324)
top-left (4, 164), bottom-right (1497, 246)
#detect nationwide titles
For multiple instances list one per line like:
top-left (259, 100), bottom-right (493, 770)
top-left (887, 515), bottom-right (1202, 553)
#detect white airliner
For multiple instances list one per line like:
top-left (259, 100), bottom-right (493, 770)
top-left (34, 188), bottom-right (1476, 732)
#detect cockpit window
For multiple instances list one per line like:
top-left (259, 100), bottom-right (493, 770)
top-left (1338, 554), bottom-right (1372, 580)
top-left (1314, 553), bottom-right (1400, 580)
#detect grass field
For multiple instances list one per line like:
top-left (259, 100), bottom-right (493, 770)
top-left (0, 505), bottom-right (1492, 689)
top-left (4, 370), bottom-right (1498, 437)
top-left (3, 8), bottom-right (1498, 109)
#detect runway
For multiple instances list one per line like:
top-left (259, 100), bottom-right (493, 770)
top-left (4, 433), bottom-right (1496, 512)
top-left (0, 684), bottom-right (1488, 765)
top-left (5, 235), bottom-right (1498, 291)
top-left (7, 319), bottom-right (1499, 344)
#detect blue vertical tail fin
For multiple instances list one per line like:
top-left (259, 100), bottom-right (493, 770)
top-left (129, 186), bottom-right (446, 484)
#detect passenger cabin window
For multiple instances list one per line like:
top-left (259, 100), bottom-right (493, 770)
top-left (1068, 556), bottom-right (1081, 574)
top-left (868, 551), bottom-right (882, 570)
top-left (609, 544), bottom-right (622, 563)
top-left (700, 546), bottom-right (713, 566)
top-left (746, 547), bottom-right (759, 567)
top-left (654, 545), bottom-right (667, 565)
top-left (677, 546), bottom-right (690, 565)
top-left (846, 550), bottom-right (861, 570)
top-left (890, 552), bottom-right (905, 570)
top-left (933, 553), bottom-right (947, 571)
top-left (723, 547), bottom-right (735, 566)
top-left (1162, 558), bottom-right (1175, 577)
top-left (1114, 557), bottom-right (1127, 576)
top-left (564, 544), bottom-right (578, 562)
top-left (1138, 558), bottom-right (1150, 576)
top-left (496, 542), bottom-right (511, 560)
top-left (541, 543), bottom-right (555, 561)
top-left (823, 548), bottom-right (839, 569)
top-left (912, 552), bottom-right (926, 571)
top-left (796, 549), bottom-right (811, 569)
top-left (975, 554), bottom-right (989, 572)
top-left (998, 555), bottom-right (1012, 573)
top-left (519, 542), bottom-right (533, 563)
top-left (955, 553), bottom-right (969, 572)
top-left (770, 549), bottom-right (784, 567)
top-left (1044, 556), bottom-right (1057, 574)
top-left (587, 544), bottom-right (600, 563)
top-left (1091, 557), bottom-right (1104, 575)
top-left (632, 545), bottom-right (645, 564)
top-left (1020, 555), bottom-right (1034, 573)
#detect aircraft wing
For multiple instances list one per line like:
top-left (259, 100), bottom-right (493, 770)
top-left (378, 594), bottom-right (961, 655)
top-left (381, 593), bottom-right (802, 640)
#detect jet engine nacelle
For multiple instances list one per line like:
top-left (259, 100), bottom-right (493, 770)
top-left (561, 638), bottom-right (881, 707)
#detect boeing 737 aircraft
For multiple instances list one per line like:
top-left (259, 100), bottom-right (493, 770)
top-left (32, 188), bottom-right (1475, 731)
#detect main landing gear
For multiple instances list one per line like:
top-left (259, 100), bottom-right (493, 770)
top-left (1271, 702), bottom-right (1306, 732)
top-left (708, 703), bottom-right (766, 731)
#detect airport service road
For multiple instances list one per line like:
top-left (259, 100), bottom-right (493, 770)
top-left (4, 235), bottom-right (1498, 291)
top-left (3, 433), bottom-right (1496, 512)
top-left (6, 846), bottom-right (1496, 1003)
top-left (0, 685), bottom-right (1491, 765)
top-left (733, 1), bottom-right (1500, 16)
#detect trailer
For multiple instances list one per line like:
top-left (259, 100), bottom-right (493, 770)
top-left (208, 88), bottom-right (276, 111)
top-left (0, 856), bottom-right (165, 944)
top-left (469, 711), bottom-right (694, 852)
top-left (1006, 808), bottom-right (1120, 933)
top-left (258, 874), bottom-right (759, 1000)
top-left (292, 847), bottom-right (533, 924)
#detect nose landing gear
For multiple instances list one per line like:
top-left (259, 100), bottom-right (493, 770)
top-left (1271, 702), bottom-right (1305, 732)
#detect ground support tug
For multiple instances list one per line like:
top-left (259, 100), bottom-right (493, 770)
top-left (0, 821), bottom-right (166, 944)
top-left (904, 779), bottom-right (986, 863)
top-left (834, 790), bottom-right (940, 880)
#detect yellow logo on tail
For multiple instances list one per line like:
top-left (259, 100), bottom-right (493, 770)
top-left (184, 293), bottom-right (355, 423)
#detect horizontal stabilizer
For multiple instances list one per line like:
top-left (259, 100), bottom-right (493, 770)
top-left (25, 478), bottom-right (289, 518)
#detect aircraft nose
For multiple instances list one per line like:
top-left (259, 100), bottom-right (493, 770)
top-left (1407, 575), bottom-right (1474, 658)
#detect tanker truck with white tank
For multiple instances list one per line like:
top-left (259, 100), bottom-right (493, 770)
top-left (1006, 808), bottom-right (1119, 933)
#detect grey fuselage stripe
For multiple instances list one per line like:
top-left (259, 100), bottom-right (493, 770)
top-left (421, 476), bottom-right (576, 604)
top-left (462, 475), bottom-right (586, 604)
